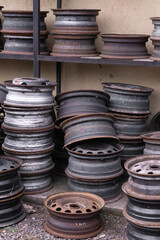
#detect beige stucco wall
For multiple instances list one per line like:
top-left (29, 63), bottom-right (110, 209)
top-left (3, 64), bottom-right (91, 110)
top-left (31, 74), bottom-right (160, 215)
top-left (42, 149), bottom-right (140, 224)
top-left (0, 0), bottom-right (160, 122)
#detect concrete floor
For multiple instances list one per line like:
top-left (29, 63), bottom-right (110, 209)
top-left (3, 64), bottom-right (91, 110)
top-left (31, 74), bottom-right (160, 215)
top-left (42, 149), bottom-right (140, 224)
top-left (23, 175), bottom-right (127, 217)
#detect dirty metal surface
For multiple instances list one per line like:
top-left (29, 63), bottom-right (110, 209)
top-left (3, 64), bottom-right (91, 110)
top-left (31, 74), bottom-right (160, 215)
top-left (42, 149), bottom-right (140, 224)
top-left (142, 131), bottom-right (160, 155)
top-left (3, 105), bottom-right (55, 130)
top-left (51, 9), bottom-right (100, 57)
top-left (119, 136), bottom-right (144, 163)
top-left (1, 10), bottom-right (48, 32)
top-left (150, 36), bottom-right (160, 61)
top-left (61, 113), bottom-right (118, 148)
top-left (2, 130), bottom-right (55, 155)
top-left (2, 34), bottom-right (49, 55)
top-left (55, 90), bottom-right (109, 123)
top-left (0, 197), bottom-right (26, 228)
top-left (150, 112), bottom-right (160, 131)
top-left (125, 222), bottom-right (160, 240)
top-left (67, 173), bottom-right (123, 202)
top-left (151, 17), bottom-right (160, 37)
top-left (44, 191), bottom-right (104, 239)
top-left (124, 196), bottom-right (160, 227)
top-left (114, 113), bottom-right (148, 136)
top-left (101, 34), bottom-right (149, 59)
top-left (0, 155), bottom-right (24, 201)
top-left (102, 82), bottom-right (153, 115)
top-left (0, 83), bottom-right (8, 103)
top-left (4, 78), bottom-right (57, 108)
top-left (66, 140), bottom-right (124, 180)
top-left (123, 155), bottom-right (160, 200)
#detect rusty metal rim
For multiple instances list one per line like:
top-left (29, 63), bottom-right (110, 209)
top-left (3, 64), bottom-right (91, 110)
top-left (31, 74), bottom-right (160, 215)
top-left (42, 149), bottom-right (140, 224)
top-left (123, 207), bottom-right (160, 228)
top-left (65, 142), bottom-right (124, 157)
top-left (141, 131), bottom-right (160, 141)
top-left (124, 155), bottom-right (160, 177)
top-left (20, 163), bottom-right (55, 176)
top-left (0, 187), bottom-right (25, 203)
top-left (1, 30), bottom-right (49, 36)
top-left (2, 103), bottom-right (54, 111)
top-left (51, 31), bottom-right (99, 36)
top-left (2, 144), bottom-right (55, 155)
top-left (149, 112), bottom-right (160, 131)
top-left (150, 36), bottom-right (160, 41)
top-left (118, 134), bottom-right (143, 140)
top-left (108, 107), bottom-right (151, 115)
top-left (115, 113), bottom-right (149, 120)
top-left (5, 80), bottom-right (57, 88)
top-left (44, 221), bottom-right (104, 239)
top-left (52, 8), bottom-right (101, 13)
top-left (2, 122), bottom-right (55, 133)
top-left (3, 101), bottom-right (57, 108)
top-left (0, 155), bottom-right (23, 174)
top-left (51, 52), bottom-right (99, 58)
top-left (100, 54), bottom-right (149, 60)
top-left (1, 10), bottom-right (48, 13)
top-left (150, 17), bottom-right (160, 20)
top-left (102, 82), bottom-right (154, 93)
top-left (23, 182), bottom-right (54, 195)
top-left (2, 50), bottom-right (49, 55)
top-left (61, 113), bottom-right (115, 128)
top-left (150, 56), bottom-right (160, 62)
top-left (66, 168), bottom-right (124, 182)
top-left (55, 89), bottom-right (110, 101)
top-left (101, 34), bottom-right (150, 39)
top-left (44, 191), bottom-right (105, 215)
top-left (64, 136), bottom-right (119, 149)
top-left (122, 182), bottom-right (160, 201)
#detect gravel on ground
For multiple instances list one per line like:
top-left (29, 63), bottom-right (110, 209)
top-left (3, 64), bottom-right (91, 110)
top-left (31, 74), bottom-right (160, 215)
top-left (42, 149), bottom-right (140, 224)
top-left (0, 202), bottom-right (127, 240)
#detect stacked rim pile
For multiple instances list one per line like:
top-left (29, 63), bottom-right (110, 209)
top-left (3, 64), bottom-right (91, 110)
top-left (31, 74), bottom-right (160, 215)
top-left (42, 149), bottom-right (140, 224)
top-left (56, 90), bottom-right (124, 202)
top-left (122, 155), bottom-right (160, 239)
top-left (0, 10), bottom-right (49, 55)
top-left (50, 9), bottom-right (100, 57)
top-left (150, 17), bottom-right (160, 61)
top-left (52, 125), bottom-right (68, 175)
top-left (2, 77), bottom-right (57, 194)
top-left (102, 82), bottom-right (153, 173)
top-left (0, 155), bottom-right (26, 227)
top-left (44, 192), bottom-right (105, 239)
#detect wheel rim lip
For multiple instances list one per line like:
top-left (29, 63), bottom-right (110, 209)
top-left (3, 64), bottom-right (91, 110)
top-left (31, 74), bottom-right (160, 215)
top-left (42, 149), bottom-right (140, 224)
top-left (44, 191), bottom-right (105, 215)
top-left (124, 155), bottom-right (160, 178)
top-left (102, 82), bottom-right (153, 93)
top-left (0, 155), bottom-right (23, 174)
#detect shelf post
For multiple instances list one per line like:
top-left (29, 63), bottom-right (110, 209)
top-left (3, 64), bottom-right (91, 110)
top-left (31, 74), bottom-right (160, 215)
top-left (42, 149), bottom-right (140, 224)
top-left (33, 0), bottom-right (40, 78)
top-left (56, 0), bottom-right (62, 94)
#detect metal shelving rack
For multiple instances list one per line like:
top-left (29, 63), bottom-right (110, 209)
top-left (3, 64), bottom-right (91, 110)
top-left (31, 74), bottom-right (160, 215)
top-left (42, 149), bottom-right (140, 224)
top-left (0, 0), bottom-right (160, 94)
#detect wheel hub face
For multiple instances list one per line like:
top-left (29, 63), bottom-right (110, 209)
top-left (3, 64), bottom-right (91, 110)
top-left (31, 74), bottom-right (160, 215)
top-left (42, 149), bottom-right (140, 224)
top-left (44, 192), bottom-right (105, 239)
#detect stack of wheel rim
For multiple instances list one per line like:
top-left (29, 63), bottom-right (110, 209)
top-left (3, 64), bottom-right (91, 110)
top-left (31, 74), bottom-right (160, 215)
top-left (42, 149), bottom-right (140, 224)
top-left (44, 192), bottom-right (105, 239)
top-left (0, 155), bottom-right (26, 227)
top-left (150, 17), bottom-right (160, 61)
top-left (55, 89), bottom-right (124, 202)
top-left (102, 82), bottom-right (153, 174)
top-left (2, 77), bottom-right (57, 194)
top-left (0, 10), bottom-right (49, 55)
top-left (50, 9), bottom-right (100, 57)
top-left (122, 155), bottom-right (160, 239)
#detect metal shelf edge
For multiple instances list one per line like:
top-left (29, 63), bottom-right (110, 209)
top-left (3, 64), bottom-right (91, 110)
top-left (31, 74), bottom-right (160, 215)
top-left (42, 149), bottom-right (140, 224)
top-left (0, 53), bottom-right (33, 61)
top-left (38, 55), bottom-right (160, 67)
